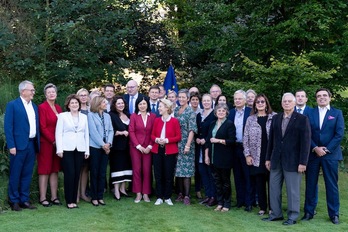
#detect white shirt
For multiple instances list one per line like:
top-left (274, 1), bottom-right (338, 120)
top-left (319, 105), bottom-right (330, 129)
top-left (20, 96), bottom-right (36, 138)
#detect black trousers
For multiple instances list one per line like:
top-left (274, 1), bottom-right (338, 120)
top-left (250, 172), bottom-right (269, 211)
top-left (211, 165), bottom-right (232, 209)
top-left (61, 149), bottom-right (84, 204)
top-left (153, 146), bottom-right (177, 199)
top-left (89, 147), bottom-right (109, 200)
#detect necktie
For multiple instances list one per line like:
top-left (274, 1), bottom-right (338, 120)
top-left (297, 108), bottom-right (302, 114)
top-left (151, 104), bottom-right (156, 113)
top-left (129, 96), bottom-right (134, 114)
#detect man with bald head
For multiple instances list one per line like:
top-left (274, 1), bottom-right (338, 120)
top-left (123, 80), bottom-right (145, 114)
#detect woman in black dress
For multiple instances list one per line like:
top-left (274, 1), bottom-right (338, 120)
top-left (109, 96), bottom-right (132, 200)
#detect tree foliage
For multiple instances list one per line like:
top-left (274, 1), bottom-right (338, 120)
top-left (163, 0), bottom-right (348, 109)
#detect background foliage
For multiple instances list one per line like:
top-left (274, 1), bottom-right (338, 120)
top-left (1, 0), bottom-right (348, 209)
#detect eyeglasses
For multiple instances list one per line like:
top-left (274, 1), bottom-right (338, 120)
top-left (256, 100), bottom-right (265, 104)
top-left (24, 89), bottom-right (36, 93)
top-left (79, 94), bottom-right (88, 97)
top-left (127, 86), bottom-right (136, 89)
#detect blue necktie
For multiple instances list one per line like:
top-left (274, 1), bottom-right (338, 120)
top-left (129, 96), bottom-right (134, 114)
top-left (151, 104), bottom-right (156, 113)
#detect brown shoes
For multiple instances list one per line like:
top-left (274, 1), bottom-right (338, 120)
top-left (11, 203), bottom-right (22, 211)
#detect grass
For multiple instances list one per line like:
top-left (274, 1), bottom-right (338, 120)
top-left (1, 171), bottom-right (348, 232)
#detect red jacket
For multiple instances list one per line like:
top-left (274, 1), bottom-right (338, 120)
top-left (151, 117), bottom-right (181, 155)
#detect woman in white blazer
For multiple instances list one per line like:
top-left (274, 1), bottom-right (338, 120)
top-left (56, 94), bottom-right (89, 209)
top-left (88, 96), bottom-right (114, 206)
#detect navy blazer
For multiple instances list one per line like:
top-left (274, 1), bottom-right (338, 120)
top-left (266, 111), bottom-right (311, 172)
top-left (4, 97), bottom-right (40, 152)
top-left (123, 93), bottom-right (146, 113)
top-left (149, 101), bottom-right (160, 117)
top-left (307, 106), bottom-right (344, 161)
top-left (228, 106), bottom-right (252, 134)
top-left (206, 119), bottom-right (236, 169)
top-left (295, 105), bottom-right (312, 116)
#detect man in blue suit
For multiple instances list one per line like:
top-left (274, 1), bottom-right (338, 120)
top-left (228, 90), bottom-right (252, 211)
top-left (302, 88), bottom-right (344, 224)
top-left (123, 80), bottom-right (145, 114)
top-left (148, 85), bottom-right (160, 117)
top-left (295, 90), bottom-right (312, 115)
top-left (4, 80), bottom-right (40, 211)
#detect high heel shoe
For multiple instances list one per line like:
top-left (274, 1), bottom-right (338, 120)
top-left (113, 195), bottom-right (121, 201)
top-left (91, 200), bottom-right (99, 206)
top-left (98, 200), bottom-right (106, 206)
top-left (120, 191), bottom-right (131, 198)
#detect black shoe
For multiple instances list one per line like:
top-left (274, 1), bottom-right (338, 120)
top-left (301, 213), bottom-right (313, 221)
top-left (120, 191), bottom-right (131, 198)
top-left (282, 219), bottom-right (297, 226)
top-left (20, 202), bottom-right (37, 210)
top-left (330, 216), bottom-right (339, 224)
top-left (91, 200), bottom-right (99, 206)
top-left (39, 199), bottom-right (52, 207)
top-left (244, 205), bottom-right (252, 212)
top-left (113, 195), bottom-right (121, 201)
top-left (262, 216), bottom-right (284, 221)
top-left (98, 200), bottom-right (106, 206)
top-left (11, 203), bottom-right (22, 211)
top-left (199, 197), bottom-right (210, 205)
top-left (206, 197), bottom-right (217, 207)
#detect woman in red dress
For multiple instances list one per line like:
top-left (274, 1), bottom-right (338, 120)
top-left (37, 83), bottom-right (62, 207)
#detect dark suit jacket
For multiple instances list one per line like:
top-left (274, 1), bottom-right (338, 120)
top-left (149, 101), bottom-right (160, 117)
top-left (266, 111), bottom-right (311, 172)
top-left (307, 106), bottom-right (344, 161)
top-left (129, 113), bottom-right (156, 148)
top-left (4, 97), bottom-right (40, 152)
top-left (123, 93), bottom-right (146, 114)
top-left (228, 106), bottom-right (252, 134)
top-left (295, 105), bottom-right (312, 116)
top-left (206, 119), bottom-right (236, 169)
top-left (195, 111), bottom-right (216, 158)
top-left (109, 111), bottom-right (129, 151)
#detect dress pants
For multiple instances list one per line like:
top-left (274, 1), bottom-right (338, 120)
top-left (304, 158), bottom-right (339, 218)
top-left (199, 163), bottom-right (216, 198)
top-left (89, 147), bottom-right (109, 200)
top-left (61, 149), bottom-right (84, 204)
top-left (269, 166), bottom-right (302, 221)
top-left (211, 165), bottom-right (231, 209)
top-left (153, 146), bottom-right (177, 199)
top-left (233, 144), bottom-right (252, 206)
top-left (250, 173), bottom-right (269, 211)
top-left (8, 140), bottom-right (36, 203)
top-left (130, 146), bottom-right (152, 194)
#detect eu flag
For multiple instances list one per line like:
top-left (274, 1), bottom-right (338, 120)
top-left (163, 65), bottom-right (178, 94)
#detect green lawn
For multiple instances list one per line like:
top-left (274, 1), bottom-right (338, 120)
top-left (1, 172), bottom-right (348, 232)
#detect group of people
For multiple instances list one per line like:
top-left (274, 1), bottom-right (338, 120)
top-left (4, 80), bottom-right (344, 226)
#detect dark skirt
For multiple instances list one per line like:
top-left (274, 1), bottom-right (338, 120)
top-left (109, 148), bottom-right (132, 184)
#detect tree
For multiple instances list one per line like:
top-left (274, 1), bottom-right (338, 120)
top-left (163, 0), bottom-right (348, 109)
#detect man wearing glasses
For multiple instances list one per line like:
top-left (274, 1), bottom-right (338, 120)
top-left (123, 80), bottom-right (145, 114)
top-left (4, 80), bottom-right (40, 211)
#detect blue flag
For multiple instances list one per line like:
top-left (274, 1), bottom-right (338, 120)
top-left (163, 65), bottom-right (178, 94)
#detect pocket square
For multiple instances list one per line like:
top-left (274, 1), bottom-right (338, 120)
top-left (328, 116), bottom-right (335, 120)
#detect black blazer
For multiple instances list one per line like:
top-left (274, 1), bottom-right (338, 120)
top-left (266, 111), bottom-right (311, 172)
top-left (109, 111), bottom-right (129, 151)
top-left (206, 119), bottom-right (236, 169)
top-left (123, 93), bottom-right (146, 113)
top-left (195, 111), bottom-right (216, 158)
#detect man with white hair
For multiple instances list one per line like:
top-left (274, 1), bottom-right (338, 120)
top-left (263, 93), bottom-right (311, 226)
top-left (123, 80), bottom-right (145, 114)
top-left (5, 80), bottom-right (40, 211)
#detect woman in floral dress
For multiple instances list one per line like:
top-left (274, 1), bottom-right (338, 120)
top-left (174, 89), bottom-right (197, 205)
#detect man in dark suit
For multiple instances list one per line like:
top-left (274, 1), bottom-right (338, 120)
top-left (228, 90), bottom-right (252, 211)
top-left (123, 80), bottom-right (145, 114)
top-left (148, 85), bottom-right (160, 117)
top-left (263, 93), bottom-right (311, 225)
top-left (295, 90), bottom-right (312, 115)
top-left (302, 88), bottom-right (344, 225)
top-left (4, 80), bottom-right (40, 211)
top-left (103, 83), bottom-right (115, 112)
